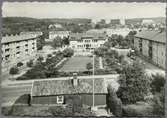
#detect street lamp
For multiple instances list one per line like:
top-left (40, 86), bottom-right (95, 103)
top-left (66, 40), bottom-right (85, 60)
top-left (92, 48), bottom-right (96, 111)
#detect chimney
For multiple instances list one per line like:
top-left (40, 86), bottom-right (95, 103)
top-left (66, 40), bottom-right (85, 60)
top-left (72, 73), bottom-right (78, 86)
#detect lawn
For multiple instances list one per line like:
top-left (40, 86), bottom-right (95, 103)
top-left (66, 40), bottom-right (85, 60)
top-left (59, 56), bottom-right (93, 72)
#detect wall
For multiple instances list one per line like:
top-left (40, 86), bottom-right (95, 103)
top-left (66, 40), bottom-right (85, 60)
top-left (142, 39), bottom-right (149, 57)
top-left (31, 94), bottom-right (107, 106)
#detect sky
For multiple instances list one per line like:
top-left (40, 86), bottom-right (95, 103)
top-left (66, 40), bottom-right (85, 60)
top-left (2, 2), bottom-right (166, 21)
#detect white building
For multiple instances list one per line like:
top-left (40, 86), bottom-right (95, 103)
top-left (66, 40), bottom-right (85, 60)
top-left (49, 31), bottom-right (70, 40)
top-left (1, 34), bottom-right (40, 72)
top-left (48, 24), bottom-right (63, 29)
top-left (69, 32), bottom-right (108, 55)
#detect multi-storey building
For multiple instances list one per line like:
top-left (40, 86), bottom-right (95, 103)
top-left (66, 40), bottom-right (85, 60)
top-left (49, 31), bottom-right (70, 40)
top-left (1, 34), bottom-right (40, 72)
top-left (133, 29), bottom-right (166, 69)
top-left (69, 32), bottom-right (108, 54)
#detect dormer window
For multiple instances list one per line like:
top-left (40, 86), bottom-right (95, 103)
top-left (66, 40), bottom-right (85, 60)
top-left (57, 96), bottom-right (64, 104)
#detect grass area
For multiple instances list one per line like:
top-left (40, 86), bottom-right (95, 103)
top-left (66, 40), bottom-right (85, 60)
top-left (59, 56), bottom-right (93, 72)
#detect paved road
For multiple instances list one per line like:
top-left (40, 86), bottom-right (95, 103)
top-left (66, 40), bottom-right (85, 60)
top-left (1, 74), bottom-right (119, 107)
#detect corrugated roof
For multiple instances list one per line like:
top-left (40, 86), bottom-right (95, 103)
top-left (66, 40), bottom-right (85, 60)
top-left (2, 34), bottom-right (37, 44)
top-left (135, 30), bottom-right (166, 44)
top-left (32, 78), bottom-right (107, 97)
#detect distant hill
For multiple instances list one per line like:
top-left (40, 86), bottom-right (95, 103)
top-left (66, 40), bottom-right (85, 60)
top-left (2, 17), bottom-right (92, 35)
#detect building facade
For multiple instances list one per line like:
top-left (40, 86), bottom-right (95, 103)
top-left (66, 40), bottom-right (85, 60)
top-left (49, 31), bottom-right (70, 40)
top-left (31, 77), bottom-right (107, 108)
top-left (69, 32), bottom-right (108, 54)
top-left (1, 34), bottom-right (40, 72)
top-left (134, 30), bottom-right (166, 69)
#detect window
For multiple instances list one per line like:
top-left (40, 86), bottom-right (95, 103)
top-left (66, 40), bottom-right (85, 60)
top-left (5, 48), bottom-right (10, 52)
top-left (57, 96), bottom-right (64, 104)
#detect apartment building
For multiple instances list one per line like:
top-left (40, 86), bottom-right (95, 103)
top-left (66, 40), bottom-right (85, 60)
top-left (20, 31), bottom-right (43, 37)
top-left (69, 32), bottom-right (108, 54)
top-left (1, 34), bottom-right (40, 72)
top-left (134, 30), bottom-right (166, 69)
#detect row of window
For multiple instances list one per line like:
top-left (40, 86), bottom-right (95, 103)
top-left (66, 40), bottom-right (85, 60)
top-left (77, 40), bottom-right (98, 43)
top-left (3, 48), bottom-right (36, 61)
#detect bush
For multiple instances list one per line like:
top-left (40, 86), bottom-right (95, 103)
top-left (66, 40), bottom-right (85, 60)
top-left (150, 74), bottom-right (165, 94)
top-left (107, 86), bottom-right (122, 117)
top-left (17, 62), bottom-right (23, 67)
top-left (26, 60), bottom-right (33, 67)
top-left (9, 67), bottom-right (19, 75)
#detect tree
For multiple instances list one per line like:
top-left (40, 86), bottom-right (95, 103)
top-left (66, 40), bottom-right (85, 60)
top-left (9, 67), bottom-right (19, 75)
top-left (26, 60), bottom-right (33, 67)
top-left (52, 36), bottom-right (62, 48)
top-left (117, 61), bottom-right (150, 104)
top-left (62, 37), bottom-right (69, 45)
top-left (86, 62), bottom-right (93, 74)
top-left (152, 87), bottom-right (164, 117)
top-left (62, 48), bottom-right (74, 57)
top-left (107, 86), bottom-right (122, 117)
top-left (94, 46), bottom-right (108, 57)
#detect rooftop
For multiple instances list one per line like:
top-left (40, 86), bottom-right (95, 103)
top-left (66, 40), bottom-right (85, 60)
top-left (2, 34), bottom-right (38, 44)
top-left (32, 78), bottom-right (107, 97)
top-left (135, 30), bottom-right (166, 44)
top-left (69, 32), bottom-right (107, 41)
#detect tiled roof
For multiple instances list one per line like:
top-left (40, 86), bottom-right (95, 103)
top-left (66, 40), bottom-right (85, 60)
top-left (2, 34), bottom-right (38, 44)
top-left (69, 32), bottom-right (107, 41)
top-left (32, 78), bottom-right (107, 96)
top-left (135, 30), bottom-right (166, 44)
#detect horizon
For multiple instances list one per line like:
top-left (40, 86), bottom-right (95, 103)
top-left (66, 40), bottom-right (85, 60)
top-left (2, 2), bottom-right (166, 21)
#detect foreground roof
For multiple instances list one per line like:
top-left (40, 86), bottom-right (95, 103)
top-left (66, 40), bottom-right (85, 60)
top-left (32, 78), bottom-right (107, 97)
top-left (135, 30), bottom-right (166, 44)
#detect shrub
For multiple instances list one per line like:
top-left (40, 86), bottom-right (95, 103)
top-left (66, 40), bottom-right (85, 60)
top-left (62, 48), bottom-right (74, 57)
top-left (122, 102), bottom-right (154, 116)
top-left (150, 74), bottom-right (165, 94)
top-left (17, 62), bottom-right (23, 67)
top-left (117, 61), bottom-right (150, 104)
top-left (26, 60), bottom-right (33, 67)
top-left (152, 87), bottom-right (165, 117)
top-left (37, 56), bottom-right (44, 62)
top-left (9, 67), bottom-right (19, 75)
top-left (107, 86), bottom-right (122, 117)
top-left (47, 54), bottom-right (52, 58)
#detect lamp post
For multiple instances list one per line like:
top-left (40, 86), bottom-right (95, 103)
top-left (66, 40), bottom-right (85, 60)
top-left (92, 49), bottom-right (96, 111)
